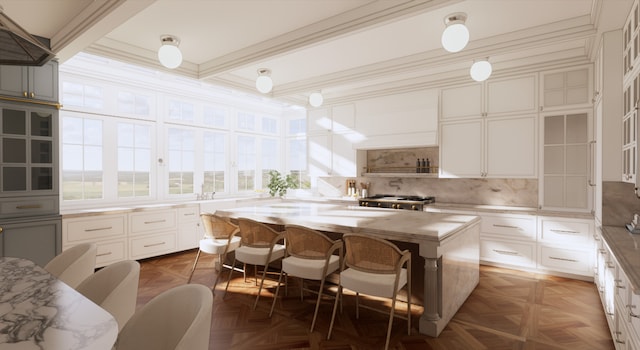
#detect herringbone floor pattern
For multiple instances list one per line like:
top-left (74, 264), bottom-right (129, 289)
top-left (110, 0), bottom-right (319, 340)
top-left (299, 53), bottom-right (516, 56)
top-left (136, 250), bottom-right (613, 350)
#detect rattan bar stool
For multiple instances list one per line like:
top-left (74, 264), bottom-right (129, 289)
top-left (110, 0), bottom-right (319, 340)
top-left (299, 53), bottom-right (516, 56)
top-left (269, 224), bottom-right (343, 331)
top-left (224, 217), bottom-right (286, 309)
top-left (327, 233), bottom-right (411, 350)
top-left (187, 213), bottom-right (241, 291)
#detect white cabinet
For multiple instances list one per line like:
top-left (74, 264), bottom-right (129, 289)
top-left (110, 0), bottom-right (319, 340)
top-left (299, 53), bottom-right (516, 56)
top-left (440, 115), bottom-right (537, 178)
top-left (537, 216), bottom-right (594, 276)
top-left (540, 111), bottom-right (592, 211)
top-left (63, 213), bottom-right (127, 267)
top-left (440, 75), bottom-right (537, 121)
top-left (307, 105), bottom-right (357, 177)
top-left (478, 213), bottom-right (537, 269)
top-left (128, 209), bottom-right (177, 260)
top-left (540, 67), bottom-right (591, 111)
top-left (177, 206), bottom-right (201, 250)
top-left (0, 61), bottom-right (58, 102)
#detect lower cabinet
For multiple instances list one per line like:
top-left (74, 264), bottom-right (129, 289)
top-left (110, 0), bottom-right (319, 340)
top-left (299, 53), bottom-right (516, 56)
top-left (537, 216), bottom-right (594, 276)
top-left (479, 213), bottom-right (537, 269)
top-left (62, 204), bottom-right (200, 267)
top-left (0, 215), bottom-right (61, 267)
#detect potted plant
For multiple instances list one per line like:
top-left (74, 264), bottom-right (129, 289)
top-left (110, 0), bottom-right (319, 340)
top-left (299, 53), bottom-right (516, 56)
top-left (266, 170), bottom-right (295, 197)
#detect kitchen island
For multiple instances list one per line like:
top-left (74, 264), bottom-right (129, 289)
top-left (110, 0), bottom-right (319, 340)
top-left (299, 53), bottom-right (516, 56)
top-left (215, 201), bottom-right (481, 337)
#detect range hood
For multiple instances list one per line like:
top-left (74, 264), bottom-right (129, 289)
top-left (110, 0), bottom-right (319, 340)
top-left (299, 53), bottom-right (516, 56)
top-left (0, 6), bottom-right (54, 66)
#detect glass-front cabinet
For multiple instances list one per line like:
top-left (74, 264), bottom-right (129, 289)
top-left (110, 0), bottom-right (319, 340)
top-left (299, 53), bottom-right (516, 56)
top-left (0, 102), bottom-right (58, 218)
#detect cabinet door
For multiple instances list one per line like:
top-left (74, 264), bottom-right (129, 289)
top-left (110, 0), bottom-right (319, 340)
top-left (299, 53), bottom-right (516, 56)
top-left (308, 134), bottom-right (332, 177)
top-left (29, 61), bottom-right (58, 102)
top-left (440, 120), bottom-right (483, 177)
top-left (0, 217), bottom-right (61, 267)
top-left (486, 75), bottom-right (537, 116)
top-left (0, 65), bottom-right (28, 98)
top-left (541, 68), bottom-right (591, 110)
top-left (486, 116), bottom-right (537, 178)
top-left (440, 84), bottom-right (483, 120)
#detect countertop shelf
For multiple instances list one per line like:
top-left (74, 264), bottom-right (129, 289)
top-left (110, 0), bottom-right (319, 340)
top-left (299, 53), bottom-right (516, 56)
top-left (362, 166), bottom-right (439, 178)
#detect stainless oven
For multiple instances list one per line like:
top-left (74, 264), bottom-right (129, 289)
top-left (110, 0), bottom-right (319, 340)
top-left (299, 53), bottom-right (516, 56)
top-left (358, 194), bottom-right (435, 211)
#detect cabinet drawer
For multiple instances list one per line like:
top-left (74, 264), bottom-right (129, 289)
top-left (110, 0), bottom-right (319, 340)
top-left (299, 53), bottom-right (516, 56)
top-left (65, 215), bottom-right (126, 242)
top-left (129, 232), bottom-right (175, 259)
top-left (0, 196), bottom-right (58, 218)
top-left (630, 291), bottom-right (640, 339)
top-left (481, 214), bottom-right (537, 240)
top-left (480, 239), bottom-right (536, 268)
top-left (129, 210), bottom-right (176, 235)
top-left (539, 219), bottom-right (592, 246)
top-left (95, 240), bottom-right (126, 268)
top-left (538, 245), bottom-right (592, 275)
top-left (178, 206), bottom-right (199, 223)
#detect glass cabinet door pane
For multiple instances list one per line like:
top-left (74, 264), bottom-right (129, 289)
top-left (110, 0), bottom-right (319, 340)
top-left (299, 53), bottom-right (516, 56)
top-left (566, 113), bottom-right (588, 143)
top-left (3, 167), bottom-right (27, 191)
top-left (544, 115), bottom-right (564, 144)
top-left (31, 140), bottom-right (52, 163)
top-left (31, 167), bottom-right (53, 190)
top-left (2, 139), bottom-right (26, 163)
top-left (2, 109), bottom-right (26, 135)
top-left (544, 145), bottom-right (564, 174)
top-left (566, 144), bottom-right (587, 174)
top-left (31, 112), bottom-right (52, 137)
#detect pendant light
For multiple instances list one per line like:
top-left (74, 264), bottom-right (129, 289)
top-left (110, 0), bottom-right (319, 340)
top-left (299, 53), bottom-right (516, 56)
top-left (441, 13), bottom-right (469, 53)
top-left (255, 68), bottom-right (273, 94)
top-left (308, 91), bottom-right (324, 107)
top-left (470, 59), bottom-right (492, 82)
top-left (157, 35), bottom-right (182, 69)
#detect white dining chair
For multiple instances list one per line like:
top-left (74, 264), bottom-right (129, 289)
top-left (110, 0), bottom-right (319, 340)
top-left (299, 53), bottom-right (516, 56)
top-left (269, 224), bottom-right (342, 331)
top-left (187, 213), bottom-right (241, 291)
top-left (114, 284), bottom-right (213, 350)
top-left (44, 242), bottom-right (97, 288)
top-left (327, 234), bottom-right (411, 350)
top-left (224, 217), bottom-right (286, 309)
top-left (75, 260), bottom-right (140, 331)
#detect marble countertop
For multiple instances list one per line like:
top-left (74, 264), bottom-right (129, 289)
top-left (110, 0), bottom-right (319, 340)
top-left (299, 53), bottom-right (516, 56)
top-left (602, 226), bottom-right (640, 295)
top-left (0, 257), bottom-right (118, 349)
top-left (427, 202), bottom-right (593, 219)
top-left (215, 201), bottom-right (480, 244)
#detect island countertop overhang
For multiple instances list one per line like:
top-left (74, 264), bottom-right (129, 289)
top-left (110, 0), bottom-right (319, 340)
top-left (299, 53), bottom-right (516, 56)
top-left (214, 202), bottom-right (480, 244)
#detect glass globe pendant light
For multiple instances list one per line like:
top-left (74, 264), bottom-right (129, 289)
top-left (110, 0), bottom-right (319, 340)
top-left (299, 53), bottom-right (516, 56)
top-left (308, 91), bottom-right (324, 107)
top-left (157, 35), bottom-right (182, 69)
top-left (470, 59), bottom-right (492, 82)
top-left (255, 68), bottom-right (273, 94)
top-left (441, 13), bottom-right (469, 53)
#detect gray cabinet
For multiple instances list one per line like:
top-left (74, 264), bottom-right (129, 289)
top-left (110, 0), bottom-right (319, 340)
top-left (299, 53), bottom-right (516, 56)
top-left (0, 216), bottom-right (61, 267)
top-left (0, 61), bottom-right (59, 102)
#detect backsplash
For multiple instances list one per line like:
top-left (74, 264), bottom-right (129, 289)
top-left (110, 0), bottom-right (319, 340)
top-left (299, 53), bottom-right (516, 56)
top-left (318, 176), bottom-right (538, 207)
top-left (602, 181), bottom-right (640, 226)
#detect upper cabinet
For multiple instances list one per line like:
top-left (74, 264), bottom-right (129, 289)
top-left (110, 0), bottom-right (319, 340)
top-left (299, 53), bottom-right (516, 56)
top-left (623, 0), bottom-right (640, 80)
top-left (540, 67), bottom-right (591, 111)
top-left (0, 102), bottom-right (59, 218)
top-left (0, 61), bottom-right (59, 103)
top-left (440, 74), bottom-right (537, 121)
top-left (307, 105), bottom-right (357, 177)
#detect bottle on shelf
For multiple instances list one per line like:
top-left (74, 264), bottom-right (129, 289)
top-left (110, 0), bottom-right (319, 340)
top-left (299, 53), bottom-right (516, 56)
top-left (421, 158), bottom-right (426, 173)
top-left (425, 158), bottom-right (430, 173)
top-left (416, 158), bottom-right (421, 173)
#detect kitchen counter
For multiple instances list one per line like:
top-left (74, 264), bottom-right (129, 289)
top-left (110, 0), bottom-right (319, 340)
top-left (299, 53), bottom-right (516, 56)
top-left (216, 201), bottom-right (481, 337)
top-left (427, 202), bottom-right (594, 219)
top-left (602, 225), bottom-right (640, 294)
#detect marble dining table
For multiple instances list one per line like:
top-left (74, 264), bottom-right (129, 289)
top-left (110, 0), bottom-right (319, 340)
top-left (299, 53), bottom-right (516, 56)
top-left (215, 201), bottom-right (481, 337)
top-left (0, 257), bottom-right (118, 349)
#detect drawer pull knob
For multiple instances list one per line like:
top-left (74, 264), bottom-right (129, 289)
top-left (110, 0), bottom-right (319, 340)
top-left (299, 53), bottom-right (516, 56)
top-left (97, 251), bottom-right (113, 257)
top-left (16, 204), bottom-right (42, 209)
top-left (85, 226), bottom-right (113, 232)
top-left (144, 242), bottom-right (166, 248)
top-left (492, 249), bottom-right (520, 256)
top-left (549, 256), bottom-right (578, 263)
top-left (144, 220), bottom-right (166, 224)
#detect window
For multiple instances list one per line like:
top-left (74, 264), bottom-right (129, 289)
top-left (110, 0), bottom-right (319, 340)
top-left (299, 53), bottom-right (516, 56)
top-left (262, 117), bottom-right (278, 134)
top-left (237, 112), bottom-right (256, 131)
top-left (117, 92), bottom-right (150, 116)
top-left (168, 100), bottom-right (195, 122)
top-left (167, 128), bottom-right (195, 195)
top-left (261, 138), bottom-right (278, 187)
top-left (203, 132), bottom-right (225, 193)
top-left (288, 138), bottom-right (310, 189)
top-left (204, 106), bottom-right (226, 128)
top-left (117, 123), bottom-right (152, 197)
top-left (289, 118), bottom-right (306, 134)
top-left (237, 135), bottom-right (256, 191)
top-left (62, 82), bottom-right (103, 109)
top-left (61, 116), bottom-right (103, 200)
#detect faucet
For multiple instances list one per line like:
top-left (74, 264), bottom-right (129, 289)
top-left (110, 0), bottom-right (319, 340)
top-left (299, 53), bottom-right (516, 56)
top-left (388, 178), bottom-right (403, 191)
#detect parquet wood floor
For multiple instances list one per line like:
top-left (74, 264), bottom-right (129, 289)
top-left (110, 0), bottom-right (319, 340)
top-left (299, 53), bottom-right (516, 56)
top-left (136, 250), bottom-right (614, 350)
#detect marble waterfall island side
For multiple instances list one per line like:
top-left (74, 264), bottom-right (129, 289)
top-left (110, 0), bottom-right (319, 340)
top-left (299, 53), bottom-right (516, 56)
top-left (215, 201), bottom-right (481, 337)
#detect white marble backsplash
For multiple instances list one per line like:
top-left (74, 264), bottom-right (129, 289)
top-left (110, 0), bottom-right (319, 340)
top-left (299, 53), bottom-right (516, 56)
top-left (319, 176), bottom-right (538, 207)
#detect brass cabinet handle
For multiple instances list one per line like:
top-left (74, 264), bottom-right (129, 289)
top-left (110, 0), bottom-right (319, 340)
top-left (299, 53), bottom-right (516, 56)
top-left (16, 204), bottom-right (42, 209)
top-left (96, 251), bottom-right (113, 257)
top-left (0, 227), bottom-right (3, 234)
top-left (493, 224), bottom-right (521, 230)
top-left (144, 242), bottom-right (166, 248)
top-left (85, 226), bottom-right (112, 232)
top-left (30, 92), bottom-right (35, 98)
top-left (144, 220), bottom-right (166, 224)
top-left (549, 256), bottom-right (578, 263)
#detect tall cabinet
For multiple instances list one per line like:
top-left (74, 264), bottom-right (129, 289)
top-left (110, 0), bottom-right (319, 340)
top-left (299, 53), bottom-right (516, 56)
top-left (0, 62), bottom-right (60, 267)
